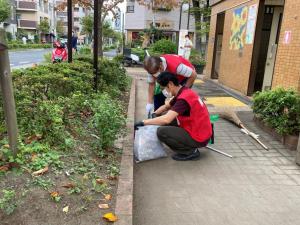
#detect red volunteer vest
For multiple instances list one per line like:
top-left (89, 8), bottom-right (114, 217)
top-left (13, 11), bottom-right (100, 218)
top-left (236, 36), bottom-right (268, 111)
top-left (162, 54), bottom-right (195, 83)
top-left (177, 88), bottom-right (212, 143)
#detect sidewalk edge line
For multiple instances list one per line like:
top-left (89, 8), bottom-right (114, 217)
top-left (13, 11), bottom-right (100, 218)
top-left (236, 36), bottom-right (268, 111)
top-left (114, 77), bottom-right (135, 225)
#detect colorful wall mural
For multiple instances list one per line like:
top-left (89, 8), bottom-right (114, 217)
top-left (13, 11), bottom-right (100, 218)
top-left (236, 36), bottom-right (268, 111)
top-left (229, 6), bottom-right (248, 50)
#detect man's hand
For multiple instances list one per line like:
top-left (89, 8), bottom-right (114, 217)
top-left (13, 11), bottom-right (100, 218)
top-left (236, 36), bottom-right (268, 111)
top-left (134, 121), bottom-right (144, 130)
top-left (146, 103), bottom-right (154, 118)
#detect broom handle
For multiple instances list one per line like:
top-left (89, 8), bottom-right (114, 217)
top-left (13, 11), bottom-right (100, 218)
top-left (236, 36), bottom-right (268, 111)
top-left (240, 124), bottom-right (269, 150)
top-left (206, 146), bottom-right (233, 158)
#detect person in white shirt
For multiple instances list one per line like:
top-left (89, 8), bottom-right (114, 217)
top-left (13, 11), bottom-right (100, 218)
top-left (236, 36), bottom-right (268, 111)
top-left (182, 35), bottom-right (193, 60)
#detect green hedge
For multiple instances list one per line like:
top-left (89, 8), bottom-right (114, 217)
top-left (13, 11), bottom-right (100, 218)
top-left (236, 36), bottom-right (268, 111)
top-left (8, 43), bottom-right (52, 49)
top-left (0, 57), bottom-right (130, 168)
top-left (253, 88), bottom-right (300, 135)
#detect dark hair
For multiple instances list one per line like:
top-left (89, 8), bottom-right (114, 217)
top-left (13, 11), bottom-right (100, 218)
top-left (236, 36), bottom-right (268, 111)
top-left (185, 34), bottom-right (190, 38)
top-left (144, 56), bottom-right (161, 74)
top-left (157, 72), bottom-right (179, 87)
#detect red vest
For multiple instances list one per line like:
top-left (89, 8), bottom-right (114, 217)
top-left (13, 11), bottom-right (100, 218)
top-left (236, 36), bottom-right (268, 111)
top-left (177, 88), bottom-right (212, 143)
top-left (162, 54), bottom-right (195, 83)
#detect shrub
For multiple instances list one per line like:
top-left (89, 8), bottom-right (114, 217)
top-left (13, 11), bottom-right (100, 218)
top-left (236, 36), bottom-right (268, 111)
top-left (79, 45), bottom-right (91, 55)
top-left (5, 32), bottom-right (12, 42)
top-left (190, 48), bottom-right (206, 66)
top-left (152, 39), bottom-right (177, 54)
top-left (253, 88), bottom-right (300, 135)
top-left (89, 93), bottom-right (125, 151)
top-left (8, 43), bottom-right (52, 49)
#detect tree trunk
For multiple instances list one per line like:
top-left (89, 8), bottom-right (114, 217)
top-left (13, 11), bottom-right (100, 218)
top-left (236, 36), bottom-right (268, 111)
top-left (192, 0), bottom-right (202, 52)
top-left (98, 0), bottom-right (104, 57)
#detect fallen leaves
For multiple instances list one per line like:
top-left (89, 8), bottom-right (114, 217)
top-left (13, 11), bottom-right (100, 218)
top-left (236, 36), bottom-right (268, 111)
top-left (62, 183), bottom-right (75, 189)
top-left (63, 205), bottom-right (69, 213)
top-left (96, 179), bottom-right (106, 185)
top-left (25, 134), bottom-right (42, 144)
top-left (0, 165), bottom-right (9, 172)
top-left (32, 166), bottom-right (49, 176)
top-left (104, 194), bottom-right (112, 201)
top-left (50, 191), bottom-right (61, 202)
top-left (98, 203), bottom-right (109, 209)
top-left (102, 212), bottom-right (118, 222)
top-left (0, 162), bottom-right (19, 172)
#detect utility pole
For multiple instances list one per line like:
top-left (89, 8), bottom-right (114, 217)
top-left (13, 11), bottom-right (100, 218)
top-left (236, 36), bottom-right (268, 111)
top-left (67, 0), bottom-right (73, 63)
top-left (93, 0), bottom-right (99, 91)
top-left (0, 29), bottom-right (18, 156)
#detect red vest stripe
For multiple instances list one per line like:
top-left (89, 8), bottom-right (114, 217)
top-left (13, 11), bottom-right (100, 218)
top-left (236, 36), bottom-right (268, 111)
top-left (177, 88), bottom-right (212, 142)
top-left (162, 54), bottom-right (195, 83)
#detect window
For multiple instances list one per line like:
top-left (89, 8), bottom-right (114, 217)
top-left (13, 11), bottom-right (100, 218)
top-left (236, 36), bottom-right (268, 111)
top-left (74, 7), bottom-right (79, 12)
top-left (74, 18), bottom-right (79, 22)
top-left (127, 5), bottom-right (134, 13)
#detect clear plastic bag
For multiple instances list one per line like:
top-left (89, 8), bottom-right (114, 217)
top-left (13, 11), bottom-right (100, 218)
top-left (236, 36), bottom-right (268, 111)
top-left (134, 125), bottom-right (167, 162)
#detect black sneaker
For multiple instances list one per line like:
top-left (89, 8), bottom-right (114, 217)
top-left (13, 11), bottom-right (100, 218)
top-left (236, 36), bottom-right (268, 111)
top-left (172, 149), bottom-right (200, 161)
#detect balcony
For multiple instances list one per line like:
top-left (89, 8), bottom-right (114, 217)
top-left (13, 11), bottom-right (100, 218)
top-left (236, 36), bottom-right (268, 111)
top-left (16, 1), bottom-right (37, 11)
top-left (18, 19), bottom-right (37, 29)
top-left (57, 11), bottom-right (67, 17)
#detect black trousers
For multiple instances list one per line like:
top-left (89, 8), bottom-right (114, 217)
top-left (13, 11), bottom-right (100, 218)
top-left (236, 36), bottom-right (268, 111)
top-left (157, 126), bottom-right (209, 155)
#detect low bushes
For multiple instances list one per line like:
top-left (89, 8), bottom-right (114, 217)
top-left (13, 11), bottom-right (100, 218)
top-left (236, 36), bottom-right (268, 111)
top-left (253, 88), bottom-right (300, 136)
top-left (8, 43), bottom-right (52, 50)
top-left (0, 57), bottom-right (130, 167)
top-left (151, 39), bottom-right (177, 54)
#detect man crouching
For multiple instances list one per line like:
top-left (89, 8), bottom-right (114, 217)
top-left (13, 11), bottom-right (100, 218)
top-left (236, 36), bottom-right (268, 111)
top-left (135, 72), bottom-right (212, 161)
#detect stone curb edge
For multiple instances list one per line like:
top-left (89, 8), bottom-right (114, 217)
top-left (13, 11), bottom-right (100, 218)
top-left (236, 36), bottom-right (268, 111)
top-left (114, 78), bottom-right (135, 225)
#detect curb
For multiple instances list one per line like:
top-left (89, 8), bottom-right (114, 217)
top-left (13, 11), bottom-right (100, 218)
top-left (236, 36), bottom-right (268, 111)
top-left (114, 78), bottom-right (135, 225)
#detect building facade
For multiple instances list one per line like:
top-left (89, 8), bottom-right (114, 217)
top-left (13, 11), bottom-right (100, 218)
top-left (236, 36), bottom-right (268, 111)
top-left (125, 0), bottom-right (196, 46)
top-left (15, 0), bottom-right (56, 35)
top-left (206, 0), bottom-right (300, 95)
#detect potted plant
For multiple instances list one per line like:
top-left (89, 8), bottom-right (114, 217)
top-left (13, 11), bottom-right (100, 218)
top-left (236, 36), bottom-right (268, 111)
top-left (189, 49), bottom-right (206, 74)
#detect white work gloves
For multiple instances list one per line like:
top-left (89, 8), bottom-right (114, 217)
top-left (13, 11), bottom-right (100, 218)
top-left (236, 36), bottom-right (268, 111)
top-left (146, 103), bottom-right (154, 118)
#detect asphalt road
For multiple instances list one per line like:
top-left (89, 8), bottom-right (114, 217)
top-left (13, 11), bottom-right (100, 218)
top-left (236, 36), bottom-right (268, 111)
top-left (8, 48), bottom-right (118, 69)
top-left (9, 48), bottom-right (52, 68)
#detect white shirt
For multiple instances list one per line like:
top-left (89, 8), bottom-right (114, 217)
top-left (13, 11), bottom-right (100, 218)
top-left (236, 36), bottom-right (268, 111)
top-left (184, 38), bottom-right (193, 51)
top-left (147, 57), bottom-right (193, 83)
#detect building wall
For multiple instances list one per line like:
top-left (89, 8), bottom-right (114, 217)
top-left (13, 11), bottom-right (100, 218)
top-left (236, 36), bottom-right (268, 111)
top-left (125, 1), bottom-right (195, 32)
top-left (272, 0), bottom-right (300, 92)
top-left (206, 0), bottom-right (260, 95)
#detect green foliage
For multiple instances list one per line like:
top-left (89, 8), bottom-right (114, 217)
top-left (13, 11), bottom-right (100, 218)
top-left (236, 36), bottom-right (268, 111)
top-left (8, 43), bottom-right (52, 49)
top-left (253, 88), bottom-right (300, 135)
top-left (0, 58), bottom-right (128, 169)
top-left (0, 189), bottom-right (16, 215)
top-left (152, 39), bottom-right (177, 54)
top-left (0, 0), bottom-right (10, 23)
top-left (79, 45), bottom-right (91, 55)
top-left (38, 18), bottom-right (50, 34)
top-left (16, 29), bottom-right (27, 40)
top-left (80, 15), bottom-right (93, 37)
top-left (89, 93), bottom-right (125, 151)
top-left (44, 52), bottom-right (52, 62)
top-left (32, 177), bottom-right (54, 190)
top-left (190, 48), bottom-right (206, 65)
top-left (56, 20), bottom-right (65, 37)
top-left (5, 32), bottom-right (13, 42)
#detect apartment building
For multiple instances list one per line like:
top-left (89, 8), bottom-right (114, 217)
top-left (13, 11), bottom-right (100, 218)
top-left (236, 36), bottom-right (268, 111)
top-left (13, 0), bottom-right (56, 41)
top-left (125, 0), bottom-right (195, 46)
top-left (56, 2), bottom-right (90, 37)
top-left (206, 0), bottom-right (300, 95)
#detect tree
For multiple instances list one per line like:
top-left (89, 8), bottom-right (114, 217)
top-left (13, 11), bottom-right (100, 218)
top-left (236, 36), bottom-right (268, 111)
top-left (0, 0), bottom-right (10, 23)
top-left (38, 18), bottom-right (50, 34)
top-left (56, 20), bottom-right (65, 37)
top-left (57, 0), bottom-right (124, 57)
top-left (80, 15), bottom-right (93, 40)
top-left (190, 0), bottom-right (211, 53)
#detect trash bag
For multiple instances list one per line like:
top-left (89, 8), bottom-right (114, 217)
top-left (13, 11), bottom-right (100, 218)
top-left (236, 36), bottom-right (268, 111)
top-left (134, 125), bottom-right (167, 162)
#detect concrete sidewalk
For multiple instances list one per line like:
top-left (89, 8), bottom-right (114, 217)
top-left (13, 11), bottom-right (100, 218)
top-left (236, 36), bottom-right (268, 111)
top-left (130, 69), bottom-right (300, 225)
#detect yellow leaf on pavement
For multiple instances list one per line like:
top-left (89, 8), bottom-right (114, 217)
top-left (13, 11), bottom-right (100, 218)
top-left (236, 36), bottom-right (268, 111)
top-left (50, 191), bottom-right (59, 198)
top-left (103, 212), bottom-right (118, 222)
top-left (98, 203), bottom-right (109, 209)
top-left (63, 205), bottom-right (69, 213)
